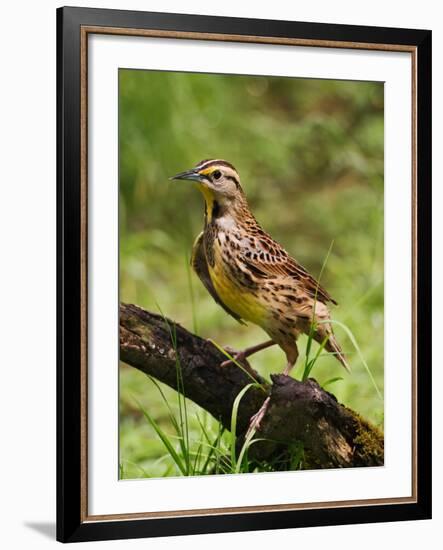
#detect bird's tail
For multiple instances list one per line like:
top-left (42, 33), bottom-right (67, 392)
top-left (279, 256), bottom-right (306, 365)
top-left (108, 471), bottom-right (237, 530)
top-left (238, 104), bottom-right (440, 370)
top-left (325, 334), bottom-right (351, 372)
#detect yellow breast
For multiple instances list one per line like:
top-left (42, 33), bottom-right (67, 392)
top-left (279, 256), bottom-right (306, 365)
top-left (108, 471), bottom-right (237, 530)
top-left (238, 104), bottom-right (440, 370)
top-left (208, 242), bottom-right (268, 325)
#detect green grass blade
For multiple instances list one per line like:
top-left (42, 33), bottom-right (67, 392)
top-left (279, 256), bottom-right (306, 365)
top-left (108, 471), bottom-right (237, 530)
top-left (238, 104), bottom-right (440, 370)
top-left (303, 331), bottom-right (314, 372)
top-left (162, 461), bottom-right (176, 477)
top-left (303, 240), bottom-right (334, 377)
top-left (192, 441), bottom-right (203, 474)
top-left (120, 458), bottom-right (151, 478)
top-left (209, 339), bottom-right (267, 391)
top-left (173, 324), bottom-right (190, 473)
top-left (195, 413), bottom-right (227, 474)
top-left (289, 441), bottom-right (304, 470)
top-left (302, 333), bottom-right (330, 381)
top-left (230, 383), bottom-right (257, 471)
top-left (214, 421), bottom-right (223, 474)
top-left (235, 430), bottom-right (255, 473)
top-left (320, 318), bottom-right (383, 400)
top-left (322, 376), bottom-right (344, 388)
top-left (155, 304), bottom-right (191, 474)
top-left (201, 429), bottom-right (225, 474)
top-left (135, 398), bottom-right (187, 475)
top-left (301, 359), bottom-right (313, 381)
top-left (235, 430), bottom-right (260, 473)
top-left (146, 375), bottom-right (182, 435)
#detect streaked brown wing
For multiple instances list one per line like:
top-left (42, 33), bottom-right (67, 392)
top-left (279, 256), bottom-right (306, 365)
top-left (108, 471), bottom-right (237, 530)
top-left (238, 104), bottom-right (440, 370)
top-left (241, 235), bottom-right (337, 306)
top-left (191, 232), bottom-right (246, 325)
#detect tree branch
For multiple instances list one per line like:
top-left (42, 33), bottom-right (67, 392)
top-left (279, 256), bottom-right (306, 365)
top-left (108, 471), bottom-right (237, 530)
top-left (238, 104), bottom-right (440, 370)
top-left (120, 303), bottom-right (384, 469)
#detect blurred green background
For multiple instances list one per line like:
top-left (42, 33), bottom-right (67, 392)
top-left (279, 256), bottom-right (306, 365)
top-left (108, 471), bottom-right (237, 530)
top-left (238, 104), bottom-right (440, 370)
top-left (119, 69), bottom-right (384, 479)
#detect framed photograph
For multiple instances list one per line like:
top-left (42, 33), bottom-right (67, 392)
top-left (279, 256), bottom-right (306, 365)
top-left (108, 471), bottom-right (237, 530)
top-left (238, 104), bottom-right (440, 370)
top-left (57, 6), bottom-right (432, 543)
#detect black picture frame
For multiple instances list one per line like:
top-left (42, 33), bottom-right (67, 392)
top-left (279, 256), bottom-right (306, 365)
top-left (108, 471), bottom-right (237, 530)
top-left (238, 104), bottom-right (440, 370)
top-left (57, 6), bottom-right (432, 543)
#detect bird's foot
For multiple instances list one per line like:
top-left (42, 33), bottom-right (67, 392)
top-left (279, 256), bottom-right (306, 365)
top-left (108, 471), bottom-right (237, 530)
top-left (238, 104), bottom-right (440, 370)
top-left (220, 347), bottom-right (259, 380)
top-left (219, 340), bottom-right (275, 370)
top-left (245, 397), bottom-right (271, 439)
top-left (220, 347), bottom-right (249, 368)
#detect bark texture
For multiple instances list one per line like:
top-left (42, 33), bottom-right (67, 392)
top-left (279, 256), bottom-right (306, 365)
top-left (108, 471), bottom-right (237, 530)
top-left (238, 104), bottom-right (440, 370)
top-left (120, 303), bottom-right (384, 468)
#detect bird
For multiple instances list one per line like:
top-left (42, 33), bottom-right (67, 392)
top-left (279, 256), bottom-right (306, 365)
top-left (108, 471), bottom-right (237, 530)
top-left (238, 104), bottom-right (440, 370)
top-left (170, 159), bottom-right (350, 431)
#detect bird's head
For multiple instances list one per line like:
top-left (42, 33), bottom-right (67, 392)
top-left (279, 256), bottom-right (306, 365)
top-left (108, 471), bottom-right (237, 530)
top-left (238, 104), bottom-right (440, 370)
top-left (170, 159), bottom-right (246, 219)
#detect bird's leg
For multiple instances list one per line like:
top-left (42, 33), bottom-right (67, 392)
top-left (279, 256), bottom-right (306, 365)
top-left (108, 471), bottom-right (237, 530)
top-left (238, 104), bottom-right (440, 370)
top-left (245, 396), bottom-right (271, 439)
top-left (282, 343), bottom-right (299, 377)
top-left (220, 340), bottom-right (275, 368)
top-left (246, 363), bottom-right (295, 438)
top-left (245, 344), bottom-right (298, 437)
top-left (283, 361), bottom-right (296, 376)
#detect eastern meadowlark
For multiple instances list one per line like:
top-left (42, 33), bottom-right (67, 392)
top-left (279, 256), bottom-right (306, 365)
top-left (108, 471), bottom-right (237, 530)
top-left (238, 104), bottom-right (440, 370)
top-left (171, 159), bottom-right (349, 429)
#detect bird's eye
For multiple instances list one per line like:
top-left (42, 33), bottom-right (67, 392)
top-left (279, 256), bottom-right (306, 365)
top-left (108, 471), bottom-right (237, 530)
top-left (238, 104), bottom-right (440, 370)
top-left (213, 170), bottom-right (222, 181)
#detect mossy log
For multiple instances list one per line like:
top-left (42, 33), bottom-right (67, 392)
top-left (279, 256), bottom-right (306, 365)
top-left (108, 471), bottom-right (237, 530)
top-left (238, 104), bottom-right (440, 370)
top-left (120, 303), bottom-right (384, 469)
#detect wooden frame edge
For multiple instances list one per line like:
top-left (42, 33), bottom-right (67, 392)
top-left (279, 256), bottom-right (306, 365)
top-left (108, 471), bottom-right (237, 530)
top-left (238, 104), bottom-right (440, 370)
top-left (82, 24), bottom-right (417, 52)
top-left (84, 496), bottom-right (417, 523)
top-left (62, 15), bottom-right (428, 538)
top-left (80, 24), bottom-right (89, 524)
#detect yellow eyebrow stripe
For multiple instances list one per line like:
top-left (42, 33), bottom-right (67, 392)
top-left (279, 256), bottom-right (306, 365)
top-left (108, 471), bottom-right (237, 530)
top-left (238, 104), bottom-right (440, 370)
top-left (199, 167), bottom-right (215, 176)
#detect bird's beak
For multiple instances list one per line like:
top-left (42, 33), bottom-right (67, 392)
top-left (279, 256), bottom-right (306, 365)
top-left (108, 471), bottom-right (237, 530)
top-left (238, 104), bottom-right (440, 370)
top-left (169, 169), bottom-right (204, 182)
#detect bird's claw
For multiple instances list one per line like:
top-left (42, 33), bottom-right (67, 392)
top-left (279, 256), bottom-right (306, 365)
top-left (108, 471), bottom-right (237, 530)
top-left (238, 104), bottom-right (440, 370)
top-left (247, 412), bottom-right (263, 435)
top-left (219, 347), bottom-right (260, 381)
top-left (220, 349), bottom-right (247, 368)
top-left (245, 396), bottom-right (271, 439)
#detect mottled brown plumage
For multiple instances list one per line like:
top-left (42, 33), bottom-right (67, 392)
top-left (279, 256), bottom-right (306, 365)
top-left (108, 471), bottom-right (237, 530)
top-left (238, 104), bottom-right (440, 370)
top-left (172, 159), bottom-right (350, 379)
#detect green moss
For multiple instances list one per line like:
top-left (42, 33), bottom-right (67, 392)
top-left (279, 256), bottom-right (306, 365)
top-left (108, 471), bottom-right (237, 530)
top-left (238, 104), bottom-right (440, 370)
top-left (302, 449), bottom-right (325, 470)
top-left (351, 410), bottom-right (384, 465)
top-left (125, 315), bottom-right (153, 343)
